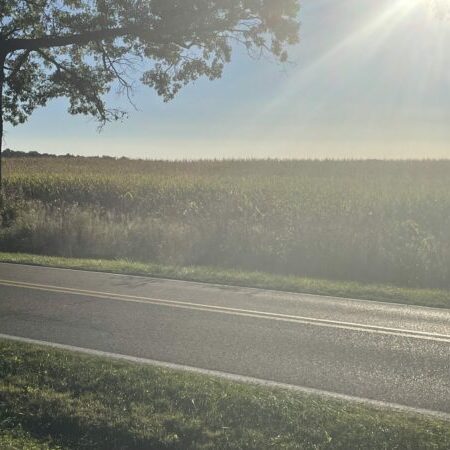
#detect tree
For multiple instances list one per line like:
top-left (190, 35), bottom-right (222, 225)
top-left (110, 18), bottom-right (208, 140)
top-left (0, 0), bottom-right (300, 186)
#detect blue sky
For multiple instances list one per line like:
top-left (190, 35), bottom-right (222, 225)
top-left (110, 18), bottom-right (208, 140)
top-left (6, 0), bottom-right (450, 159)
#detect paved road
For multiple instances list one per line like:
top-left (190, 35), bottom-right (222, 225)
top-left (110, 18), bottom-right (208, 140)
top-left (0, 262), bottom-right (449, 415)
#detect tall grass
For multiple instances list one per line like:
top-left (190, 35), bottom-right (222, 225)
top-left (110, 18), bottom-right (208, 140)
top-left (2, 158), bottom-right (450, 289)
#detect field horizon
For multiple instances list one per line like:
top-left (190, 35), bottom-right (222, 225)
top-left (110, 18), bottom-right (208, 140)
top-left (4, 148), bottom-right (450, 162)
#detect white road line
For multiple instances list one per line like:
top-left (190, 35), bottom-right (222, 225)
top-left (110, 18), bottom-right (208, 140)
top-left (0, 333), bottom-right (449, 421)
top-left (1, 279), bottom-right (450, 342)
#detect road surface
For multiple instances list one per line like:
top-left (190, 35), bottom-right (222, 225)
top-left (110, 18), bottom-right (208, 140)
top-left (0, 262), bottom-right (449, 416)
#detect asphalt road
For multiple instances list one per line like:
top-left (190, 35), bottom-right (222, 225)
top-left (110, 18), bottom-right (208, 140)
top-left (1, 262), bottom-right (449, 415)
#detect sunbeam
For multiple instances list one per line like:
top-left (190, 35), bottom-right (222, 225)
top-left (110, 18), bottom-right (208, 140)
top-left (260, 0), bottom-right (423, 116)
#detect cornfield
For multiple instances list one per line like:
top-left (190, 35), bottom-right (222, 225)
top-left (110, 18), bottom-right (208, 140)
top-left (2, 157), bottom-right (450, 289)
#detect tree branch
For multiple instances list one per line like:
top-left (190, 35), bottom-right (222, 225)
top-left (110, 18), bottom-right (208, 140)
top-left (6, 50), bottom-right (31, 82)
top-left (4, 26), bottom-right (150, 53)
top-left (36, 49), bottom-right (107, 121)
top-left (98, 44), bottom-right (137, 109)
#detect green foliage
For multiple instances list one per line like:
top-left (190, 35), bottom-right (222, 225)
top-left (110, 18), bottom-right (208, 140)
top-left (0, 0), bottom-right (300, 125)
top-left (1, 339), bottom-right (449, 449)
top-left (3, 158), bottom-right (450, 291)
top-left (0, 189), bottom-right (22, 226)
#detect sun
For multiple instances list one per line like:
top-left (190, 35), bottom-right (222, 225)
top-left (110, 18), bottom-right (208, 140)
top-left (396, 0), bottom-right (450, 21)
top-left (427, 0), bottom-right (450, 18)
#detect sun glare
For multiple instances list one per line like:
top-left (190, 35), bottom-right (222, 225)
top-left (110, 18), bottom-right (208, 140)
top-left (426, 0), bottom-right (450, 18)
top-left (387, 0), bottom-right (450, 21)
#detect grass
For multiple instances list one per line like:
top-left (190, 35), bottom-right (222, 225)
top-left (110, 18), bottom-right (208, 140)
top-left (1, 251), bottom-right (450, 309)
top-left (1, 338), bottom-right (449, 449)
top-left (0, 430), bottom-right (60, 450)
top-left (3, 158), bottom-right (450, 291)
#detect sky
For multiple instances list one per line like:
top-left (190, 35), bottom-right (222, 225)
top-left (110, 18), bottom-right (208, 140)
top-left (6, 0), bottom-right (450, 159)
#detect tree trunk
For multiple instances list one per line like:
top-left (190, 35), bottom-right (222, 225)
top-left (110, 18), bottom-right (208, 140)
top-left (0, 52), bottom-right (5, 191)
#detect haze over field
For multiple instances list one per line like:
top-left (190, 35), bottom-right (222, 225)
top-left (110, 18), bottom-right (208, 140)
top-left (6, 0), bottom-right (450, 160)
top-left (4, 158), bottom-right (450, 291)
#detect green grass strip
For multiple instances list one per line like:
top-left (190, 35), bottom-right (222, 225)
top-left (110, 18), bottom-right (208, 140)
top-left (1, 339), bottom-right (449, 449)
top-left (1, 252), bottom-right (450, 309)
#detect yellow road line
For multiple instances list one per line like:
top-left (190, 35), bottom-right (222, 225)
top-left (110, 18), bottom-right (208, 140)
top-left (1, 279), bottom-right (449, 343)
